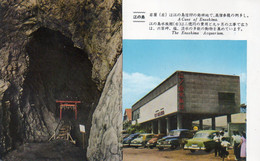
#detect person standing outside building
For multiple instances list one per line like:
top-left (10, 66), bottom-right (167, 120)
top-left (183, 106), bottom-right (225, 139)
top-left (232, 131), bottom-right (241, 160)
top-left (238, 132), bottom-right (246, 160)
top-left (213, 132), bottom-right (221, 157)
top-left (219, 131), bottom-right (225, 157)
top-left (220, 137), bottom-right (231, 159)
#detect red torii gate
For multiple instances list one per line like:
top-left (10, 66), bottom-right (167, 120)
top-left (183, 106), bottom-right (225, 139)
top-left (56, 100), bottom-right (81, 120)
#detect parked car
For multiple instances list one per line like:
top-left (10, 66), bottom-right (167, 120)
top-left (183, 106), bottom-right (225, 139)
top-left (184, 130), bottom-right (218, 153)
top-left (123, 133), bottom-right (140, 147)
top-left (156, 129), bottom-right (195, 150)
top-left (130, 133), bottom-right (154, 148)
top-left (123, 134), bottom-right (130, 139)
top-left (146, 134), bottom-right (165, 149)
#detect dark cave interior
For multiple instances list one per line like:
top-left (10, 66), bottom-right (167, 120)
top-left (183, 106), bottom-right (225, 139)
top-left (20, 27), bottom-right (100, 147)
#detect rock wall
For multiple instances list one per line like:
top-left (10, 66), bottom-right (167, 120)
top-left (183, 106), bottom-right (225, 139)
top-left (0, 0), bottom-right (122, 160)
top-left (87, 55), bottom-right (122, 161)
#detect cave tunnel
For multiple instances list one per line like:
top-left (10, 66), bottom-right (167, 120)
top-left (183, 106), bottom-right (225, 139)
top-left (21, 27), bottom-right (101, 148)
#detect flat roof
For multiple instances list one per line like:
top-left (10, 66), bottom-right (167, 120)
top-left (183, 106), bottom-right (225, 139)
top-left (132, 70), bottom-right (239, 111)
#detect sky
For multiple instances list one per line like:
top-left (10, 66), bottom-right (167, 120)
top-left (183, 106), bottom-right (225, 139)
top-left (123, 40), bottom-right (247, 112)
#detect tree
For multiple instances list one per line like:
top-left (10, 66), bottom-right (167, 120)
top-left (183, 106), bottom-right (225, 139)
top-left (123, 120), bottom-right (131, 130)
top-left (126, 122), bottom-right (145, 134)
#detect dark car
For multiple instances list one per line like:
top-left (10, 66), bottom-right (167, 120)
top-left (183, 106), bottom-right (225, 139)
top-left (123, 133), bottom-right (140, 147)
top-left (156, 129), bottom-right (195, 150)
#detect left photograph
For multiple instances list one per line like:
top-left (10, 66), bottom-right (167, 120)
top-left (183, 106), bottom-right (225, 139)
top-left (0, 0), bottom-right (122, 161)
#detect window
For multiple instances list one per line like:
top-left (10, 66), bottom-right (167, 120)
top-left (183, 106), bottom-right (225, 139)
top-left (146, 135), bottom-right (153, 139)
top-left (218, 92), bottom-right (235, 105)
top-left (133, 109), bottom-right (140, 120)
top-left (123, 115), bottom-right (128, 121)
top-left (193, 132), bottom-right (209, 139)
top-left (240, 106), bottom-right (246, 113)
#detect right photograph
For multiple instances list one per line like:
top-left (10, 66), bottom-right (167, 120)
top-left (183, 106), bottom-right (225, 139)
top-left (122, 40), bottom-right (246, 161)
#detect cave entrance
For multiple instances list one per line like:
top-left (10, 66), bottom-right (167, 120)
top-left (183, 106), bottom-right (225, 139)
top-left (22, 27), bottom-right (100, 148)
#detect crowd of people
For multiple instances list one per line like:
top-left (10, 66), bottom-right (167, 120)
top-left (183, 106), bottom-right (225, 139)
top-left (213, 131), bottom-right (246, 161)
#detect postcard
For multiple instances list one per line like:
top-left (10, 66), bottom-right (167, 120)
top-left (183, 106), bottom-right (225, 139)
top-left (123, 0), bottom-right (260, 160)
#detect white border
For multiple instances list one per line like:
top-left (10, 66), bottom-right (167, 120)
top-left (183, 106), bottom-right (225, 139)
top-left (123, 0), bottom-right (260, 160)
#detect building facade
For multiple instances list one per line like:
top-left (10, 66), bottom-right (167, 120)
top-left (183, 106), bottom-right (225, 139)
top-left (123, 108), bottom-right (132, 123)
top-left (132, 71), bottom-right (240, 134)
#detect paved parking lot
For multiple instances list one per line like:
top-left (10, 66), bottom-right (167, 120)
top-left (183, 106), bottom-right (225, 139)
top-left (123, 147), bottom-right (237, 161)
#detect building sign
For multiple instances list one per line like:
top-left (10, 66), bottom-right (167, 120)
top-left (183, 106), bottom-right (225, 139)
top-left (193, 126), bottom-right (198, 131)
top-left (154, 108), bottom-right (165, 117)
top-left (178, 72), bottom-right (185, 110)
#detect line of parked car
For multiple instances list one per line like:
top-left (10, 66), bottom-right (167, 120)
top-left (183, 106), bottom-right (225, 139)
top-left (123, 129), bottom-right (223, 153)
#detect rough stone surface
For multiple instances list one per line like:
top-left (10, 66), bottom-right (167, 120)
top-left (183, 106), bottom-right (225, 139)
top-left (87, 55), bottom-right (122, 161)
top-left (0, 0), bottom-right (122, 160)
